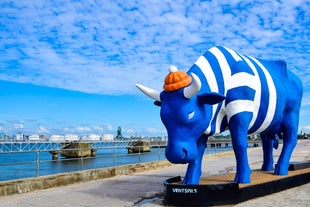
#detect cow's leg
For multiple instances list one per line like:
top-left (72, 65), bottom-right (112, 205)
top-left (274, 118), bottom-right (298, 175)
top-left (183, 135), bottom-right (207, 184)
top-left (261, 134), bottom-right (275, 171)
top-left (229, 112), bottom-right (252, 184)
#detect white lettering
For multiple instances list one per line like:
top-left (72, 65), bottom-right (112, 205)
top-left (172, 188), bottom-right (198, 194)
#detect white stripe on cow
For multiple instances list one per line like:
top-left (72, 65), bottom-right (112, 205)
top-left (208, 47), bottom-right (231, 134)
top-left (225, 72), bottom-right (259, 124)
top-left (240, 55), bottom-right (261, 129)
top-left (194, 55), bottom-right (219, 134)
top-left (195, 55), bottom-right (219, 92)
top-left (249, 56), bottom-right (277, 133)
top-left (223, 46), bottom-right (243, 61)
top-left (225, 100), bottom-right (254, 121)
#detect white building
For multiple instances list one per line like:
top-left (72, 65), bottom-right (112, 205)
top-left (29, 134), bottom-right (40, 141)
top-left (87, 134), bottom-right (101, 141)
top-left (15, 133), bottom-right (24, 141)
top-left (64, 134), bottom-right (79, 141)
top-left (102, 134), bottom-right (114, 141)
top-left (49, 135), bottom-right (65, 142)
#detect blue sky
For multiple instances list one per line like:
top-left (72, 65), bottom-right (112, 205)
top-left (0, 0), bottom-right (309, 137)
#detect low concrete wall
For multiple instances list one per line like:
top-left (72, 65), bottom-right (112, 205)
top-left (0, 160), bottom-right (173, 196)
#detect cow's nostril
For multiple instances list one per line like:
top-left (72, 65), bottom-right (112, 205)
top-left (182, 148), bottom-right (188, 159)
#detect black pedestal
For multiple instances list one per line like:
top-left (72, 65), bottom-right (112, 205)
top-left (164, 162), bottom-right (310, 206)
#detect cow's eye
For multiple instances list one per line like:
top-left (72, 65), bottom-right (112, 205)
top-left (188, 111), bottom-right (195, 120)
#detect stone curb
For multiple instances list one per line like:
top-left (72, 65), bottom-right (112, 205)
top-left (0, 160), bottom-right (173, 196)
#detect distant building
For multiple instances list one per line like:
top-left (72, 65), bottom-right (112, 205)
top-left (29, 134), bottom-right (40, 141)
top-left (49, 135), bottom-right (65, 142)
top-left (90, 134), bottom-right (101, 141)
top-left (0, 132), bottom-right (10, 142)
top-left (14, 133), bottom-right (24, 141)
top-left (64, 134), bottom-right (79, 141)
top-left (102, 134), bottom-right (114, 141)
top-left (39, 134), bottom-right (47, 141)
top-left (81, 134), bottom-right (101, 141)
top-left (115, 127), bottom-right (124, 139)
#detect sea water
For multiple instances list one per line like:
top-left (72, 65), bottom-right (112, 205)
top-left (0, 146), bottom-right (232, 182)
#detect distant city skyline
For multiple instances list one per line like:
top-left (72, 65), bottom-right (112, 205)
top-left (0, 1), bottom-right (309, 136)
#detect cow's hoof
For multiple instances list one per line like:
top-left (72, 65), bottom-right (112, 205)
top-left (261, 163), bottom-right (273, 171)
top-left (182, 175), bottom-right (200, 185)
top-left (234, 172), bottom-right (251, 184)
top-left (274, 165), bottom-right (288, 175)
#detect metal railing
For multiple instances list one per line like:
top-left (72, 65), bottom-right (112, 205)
top-left (0, 140), bottom-right (167, 153)
top-left (0, 139), bottom-right (261, 153)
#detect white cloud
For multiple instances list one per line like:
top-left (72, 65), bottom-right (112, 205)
top-left (125, 129), bottom-right (134, 134)
top-left (0, 0), bottom-right (308, 96)
top-left (13, 123), bottom-right (24, 129)
top-left (79, 126), bottom-right (91, 132)
top-left (93, 123), bottom-right (114, 132)
top-left (37, 125), bottom-right (49, 134)
top-left (0, 0), bottom-right (308, 138)
top-left (60, 123), bottom-right (117, 135)
top-left (146, 128), bottom-right (166, 135)
top-left (93, 125), bottom-right (104, 132)
top-left (103, 123), bottom-right (114, 131)
top-left (66, 126), bottom-right (91, 134)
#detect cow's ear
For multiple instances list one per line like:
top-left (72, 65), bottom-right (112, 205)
top-left (154, 101), bottom-right (162, 107)
top-left (198, 92), bottom-right (225, 105)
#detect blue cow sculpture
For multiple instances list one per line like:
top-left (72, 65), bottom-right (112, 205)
top-left (136, 46), bottom-right (303, 184)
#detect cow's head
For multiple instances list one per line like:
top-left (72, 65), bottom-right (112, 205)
top-left (136, 66), bottom-right (225, 164)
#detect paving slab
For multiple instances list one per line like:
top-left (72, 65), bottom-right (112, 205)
top-left (0, 140), bottom-right (309, 207)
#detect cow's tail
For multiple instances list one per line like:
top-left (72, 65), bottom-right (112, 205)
top-left (274, 133), bottom-right (282, 149)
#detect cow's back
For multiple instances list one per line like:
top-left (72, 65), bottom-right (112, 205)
top-left (188, 46), bottom-right (302, 135)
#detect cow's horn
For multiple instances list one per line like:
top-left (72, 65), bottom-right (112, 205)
top-left (183, 73), bottom-right (201, 99)
top-left (135, 84), bottom-right (161, 102)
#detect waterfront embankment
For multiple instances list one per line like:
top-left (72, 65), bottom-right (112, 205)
top-left (0, 140), bottom-right (309, 207)
top-left (0, 160), bottom-right (173, 196)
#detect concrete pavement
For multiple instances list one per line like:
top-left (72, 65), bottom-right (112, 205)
top-left (0, 140), bottom-right (309, 207)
